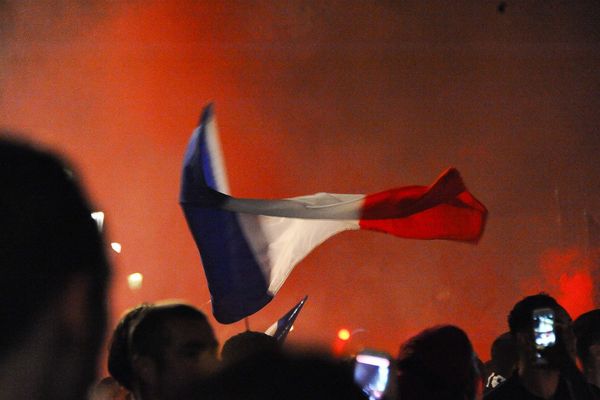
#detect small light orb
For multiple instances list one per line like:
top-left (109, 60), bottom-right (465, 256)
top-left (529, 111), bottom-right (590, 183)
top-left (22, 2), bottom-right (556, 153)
top-left (338, 328), bottom-right (351, 341)
top-left (111, 242), bottom-right (122, 253)
top-left (127, 273), bottom-right (143, 290)
top-left (91, 211), bottom-right (104, 231)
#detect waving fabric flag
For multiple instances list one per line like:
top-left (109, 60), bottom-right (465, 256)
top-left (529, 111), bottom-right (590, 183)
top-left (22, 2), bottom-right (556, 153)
top-left (265, 295), bottom-right (308, 343)
top-left (180, 104), bottom-right (488, 324)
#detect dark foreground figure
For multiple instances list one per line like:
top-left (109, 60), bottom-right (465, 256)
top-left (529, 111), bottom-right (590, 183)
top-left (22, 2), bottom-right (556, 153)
top-left (0, 136), bottom-right (110, 400)
top-left (196, 350), bottom-right (367, 400)
top-left (574, 309), bottom-right (600, 389)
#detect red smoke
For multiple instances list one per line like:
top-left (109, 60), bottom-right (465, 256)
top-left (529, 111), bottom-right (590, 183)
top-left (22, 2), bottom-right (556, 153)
top-left (522, 247), bottom-right (595, 320)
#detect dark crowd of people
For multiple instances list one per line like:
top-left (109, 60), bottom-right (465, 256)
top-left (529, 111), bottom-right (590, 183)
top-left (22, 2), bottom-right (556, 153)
top-left (3, 135), bottom-right (600, 400)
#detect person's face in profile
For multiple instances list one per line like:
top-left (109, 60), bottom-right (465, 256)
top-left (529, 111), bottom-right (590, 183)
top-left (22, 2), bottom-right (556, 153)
top-left (156, 317), bottom-right (218, 399)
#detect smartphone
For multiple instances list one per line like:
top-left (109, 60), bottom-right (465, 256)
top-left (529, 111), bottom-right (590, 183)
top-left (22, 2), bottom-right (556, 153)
top-left (533, 307), bottom-right (556, 352)
top-left (353, 350), bottom-right (392, 400)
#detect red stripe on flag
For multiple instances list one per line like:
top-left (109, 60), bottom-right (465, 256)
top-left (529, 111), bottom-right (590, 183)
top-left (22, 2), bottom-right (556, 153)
top-left (359, 168), bottom-right (487, 243)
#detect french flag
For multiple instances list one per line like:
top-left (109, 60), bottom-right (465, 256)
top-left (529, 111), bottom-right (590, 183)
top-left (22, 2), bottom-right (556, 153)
top-left (180, 104), bottom-right (488, 324)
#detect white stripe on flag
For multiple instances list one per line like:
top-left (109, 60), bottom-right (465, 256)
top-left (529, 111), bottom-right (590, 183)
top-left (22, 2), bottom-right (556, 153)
top-left (238, 213), bottom-right (359, 294)
top-left (225, 192), bottom-right (365, 219)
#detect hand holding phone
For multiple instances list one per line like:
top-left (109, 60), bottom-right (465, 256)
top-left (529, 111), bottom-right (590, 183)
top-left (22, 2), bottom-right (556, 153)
top-left (533, 307), bottom-right (556, 363)
top-left (353, 350), bottom-right (394, 400)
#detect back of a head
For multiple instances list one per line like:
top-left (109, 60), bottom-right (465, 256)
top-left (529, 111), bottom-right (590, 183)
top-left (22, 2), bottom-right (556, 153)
top-left (490, 332), bottom-right (517, 377)
top-left (0, 136), bottom-right (110, 396)
top-left (0, 138), bottom-right (110, 399)
top-left (221, 331), bottom-right (279, 366)
top-left (396, 325), bottom-right (477, 400)
top-left (574, 309), bottom-right (600, 366)
top-left (199, 350), bottom-right (366, 400)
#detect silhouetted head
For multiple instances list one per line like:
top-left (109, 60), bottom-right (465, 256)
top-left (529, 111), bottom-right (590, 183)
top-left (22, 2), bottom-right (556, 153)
top-left (221, 331), bottom-right (279, 366)
top-left (574, 309), bottom-right (600, 371)
top-left (108, 302), bottom-right (218, 400)
top-left (507, 293), bottom-right (575, 369)
top-left (396, 325), bottom-right (478, 400)
top-left (199, 350), bottom-right (365, 400)
top-left (490, 332), bottom-right (517, 377)
top-left (0, 135), bottom-right (110, 400)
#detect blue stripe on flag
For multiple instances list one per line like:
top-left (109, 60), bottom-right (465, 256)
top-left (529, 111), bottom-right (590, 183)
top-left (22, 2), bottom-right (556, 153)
top-left (182, 206), bottom-right (271, 323)
top-left (181, 104), bottom-right (271, 323)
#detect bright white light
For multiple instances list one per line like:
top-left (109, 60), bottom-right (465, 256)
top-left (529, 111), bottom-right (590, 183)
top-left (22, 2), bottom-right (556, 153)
top-left (356, 354), bottom-right (391, 368)
top-left (111, 242), bottom-right (122, 253)
top-left (127, 273), bottom-right (143, 290)
top-left (91, 211), bottom-right (104, 231)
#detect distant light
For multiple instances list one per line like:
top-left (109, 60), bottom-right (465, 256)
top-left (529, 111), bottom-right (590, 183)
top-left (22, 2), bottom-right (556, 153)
top-left (111, 242), bottom-right (122, 253)
top-left (127, 273), bottom-right (143, 290)
top-left (338, 328), bottom-right (351, 341)
top-left (91, 211), bottom-right (104, 231)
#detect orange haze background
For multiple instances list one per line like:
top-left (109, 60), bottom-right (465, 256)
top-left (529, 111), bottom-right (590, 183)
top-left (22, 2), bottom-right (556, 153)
top-left (1, 1), bottom-right (600, 369)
